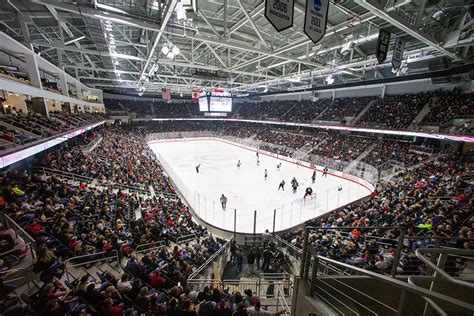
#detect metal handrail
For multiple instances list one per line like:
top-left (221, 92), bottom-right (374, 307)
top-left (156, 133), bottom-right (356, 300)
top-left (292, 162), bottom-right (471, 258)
top-left (135, 241), bottom-right (166, 254)
top-left (307, 250), bottom-right (474, 313)
top-left (188, 239), bottom-right (232, 280)
top-left (0, 242), bottom-right (32, 257)
top-left (34, 166), bottom-right (151, 195)
top-left (1, 267), bottom-right (32, 293)
top-left (415, 248), bottom-right (474, 289)
top-left (2, 214), bottom-right (36, 259)
top-left (80, 135), bottom-right (103, 153)
top-left (408, 276), bottom-right (448, 316)
top-left (273, 235), bottom-right (303, 257)
top-left (0, 119), bottom-right (105, 157)
top-left (176, 233), bottom-right (196, 244)
top-left (64, 250), bottom-right (120, 282)
top-left (275, 288), bottom-right (291, 315)
top-left (34, 166), bottom-right (95, 183)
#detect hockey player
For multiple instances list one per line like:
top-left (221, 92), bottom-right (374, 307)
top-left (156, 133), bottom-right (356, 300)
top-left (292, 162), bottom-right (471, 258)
top-left (256, 152), bottom-right (259, 159)
top-left (195, 164), bottom-right (201, 173)
top-left (257, 158), bottom-right (260, 166)
top-left (277, 162), bottom-right (282, 171)
top-left (278, 180), bottom-right (285, 191)
top-left (264, 169), bottom-right (268, 180)
top-left (220, 194), bottom-right (227, 210)
top-left (237, 160), bottom-right (241, 169)
top-left (322, 166), bottom-right (329, 177)
top-left (304, 186), bottom-right (313, 199)
top-left (311, 170), bottom-right (316, 183)
top-left (291, 177), bottom-right (299, 193)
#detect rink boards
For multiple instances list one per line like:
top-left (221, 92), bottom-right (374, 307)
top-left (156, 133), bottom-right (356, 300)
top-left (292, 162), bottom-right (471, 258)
top-left (148, 137), bottom-right (374, 234)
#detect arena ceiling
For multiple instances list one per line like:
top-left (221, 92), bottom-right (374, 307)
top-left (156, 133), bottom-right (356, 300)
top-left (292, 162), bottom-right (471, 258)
top-left (0, 0), bottom-right (472, 96)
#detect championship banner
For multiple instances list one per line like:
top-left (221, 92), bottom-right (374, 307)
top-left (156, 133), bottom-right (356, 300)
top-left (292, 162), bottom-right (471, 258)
top-left (161, 87), bottom-right (171, 100)
top-left (265, 0), bottom-right (295, 32)
top-left (376, 29), bottom-right (391, 64)
top-left (391, 37), bottom-right (405, 70)
top-left (191, 90), bottom-right (199, 102)
top-left (304, 0), bottom-right (329, 44)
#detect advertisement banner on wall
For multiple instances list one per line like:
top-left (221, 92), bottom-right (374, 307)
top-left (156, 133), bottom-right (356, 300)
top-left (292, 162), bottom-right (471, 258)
top-left (304, 0), bottom-right (329, 44)
top-left (376, 29), bottom-right (391, 64)
top-left (265, 0), bottom-right (295, 32)
top-left (391, 37), bottom-right (405, 70)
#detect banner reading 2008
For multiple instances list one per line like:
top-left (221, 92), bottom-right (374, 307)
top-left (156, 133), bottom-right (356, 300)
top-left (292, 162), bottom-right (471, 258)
top-left (304, 0), bottom-right (329, 44)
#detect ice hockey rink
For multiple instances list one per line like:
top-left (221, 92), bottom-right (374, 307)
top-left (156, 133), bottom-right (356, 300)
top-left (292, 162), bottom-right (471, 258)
top-left (149, 138), bottom-right (373, 233)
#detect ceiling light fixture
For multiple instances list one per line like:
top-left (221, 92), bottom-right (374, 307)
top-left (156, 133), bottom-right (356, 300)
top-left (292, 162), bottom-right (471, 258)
top-left (161, 46), bottom-right (170, 55)
top-left (161, 43), bottom-right (181, 59)
top-left (326, 75), bottom-right (335, 85)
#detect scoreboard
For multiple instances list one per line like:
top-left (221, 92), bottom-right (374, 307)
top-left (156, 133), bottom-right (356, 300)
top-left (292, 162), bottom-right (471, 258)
top-left (199, 89), bottom-right (232, 112)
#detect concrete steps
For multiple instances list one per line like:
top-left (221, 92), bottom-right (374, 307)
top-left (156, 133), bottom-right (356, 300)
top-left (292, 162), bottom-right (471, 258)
top-left (232, 103), bottom-right (244, 118)
top-left (313, 104), bottom-right (331, 121)
top-left (409, 97), bottom-right (434, 129)
top-left (279, 103), bottom-right (298, 120)
top-left (350, 99), bottom-right (378, 125)
top-left (355, 142), bottom-right (378, 162)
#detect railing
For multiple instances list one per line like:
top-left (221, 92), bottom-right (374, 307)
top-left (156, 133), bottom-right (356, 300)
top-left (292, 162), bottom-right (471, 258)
top-left (300, 226), bottom-right (406, 278)
top-left (2, 214), bottom-right (36, 260)
top-left (0, 118), bottom-right (105, 157)
top-left (34, 166), bottom-right (95, 183)
top-left (80, 135), bottom-right (103, 153)
top-left (176, 233), bottom-right (197, 244)
top-left (297, 227), bottom-right (474, 315)
top-left (412, 248), bottom-right (474, 316)
top-left (187, 274), bottom-right (293, 312)
top-left (301, 249), bottom-right (474, 316)
top-left (409, 144), bottom-right (437, 155)
top-left (33, 166), bottom-right (151, 195)
top-left (275, 287), bottom-right (291, 316)
top-left (64, 250), bottom-right (120, 282)
top-left (273, 235), bottom-right (303, 275)
top-left (188, 239), bottom-right (232, 280)
top-left (1, 267), bottom-right (34, 294)
top-left (135, 241), bottom-right (166, 255)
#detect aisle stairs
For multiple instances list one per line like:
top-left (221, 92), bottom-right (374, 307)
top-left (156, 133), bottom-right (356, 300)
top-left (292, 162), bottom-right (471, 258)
top-left (293, 143), bottom-right (318, 160)
top-left (354, 142), bottom-right (378, 161)
top-left (409, 97), bottom-right (434, 128)
top-left (350, 99), bottom-right (378, 125)
top-left (312, 103), bottom-right (332, 121)
top-left (232, 103), bottom-right (244, 118)
top-left (279, 103), bottom-right (299, 120)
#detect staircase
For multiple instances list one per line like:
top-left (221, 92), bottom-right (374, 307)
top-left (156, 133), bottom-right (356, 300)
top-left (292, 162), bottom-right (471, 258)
top-left (409, 97), bottom-right (434, 129)
top-left (185, 103), bottom-right (193, 117)
top-left (350, 99), bottom-right (378, 125)
top-left (355, 142), bottom-right (378, 161)
top-left (279, 103), bottom-right (299, 120)
top-left (312, 104), bottom-right (332, 121)
top-left (293, 143), bottom-right (317, 160)
top-left (150, 103), bottom-right (156, 115)
top-left (232, 102), bottom-right (245, 118)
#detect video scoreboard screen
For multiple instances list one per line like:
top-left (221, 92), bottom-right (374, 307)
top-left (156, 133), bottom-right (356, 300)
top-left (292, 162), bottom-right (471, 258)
top-left (199, 89), bottom-right (232, 112)
top-left (199, 91), bottom-right (208, 111)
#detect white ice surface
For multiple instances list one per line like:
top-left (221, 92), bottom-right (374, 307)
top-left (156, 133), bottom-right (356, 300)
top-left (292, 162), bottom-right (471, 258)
top-left (149, 138), bottom-right (371, 233)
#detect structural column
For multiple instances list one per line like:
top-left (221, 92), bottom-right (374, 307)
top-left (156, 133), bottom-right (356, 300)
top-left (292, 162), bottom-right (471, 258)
top-left (24, 53), bottom-right (42, 90)
top-left (58, 71), bottom-right (69, 97)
